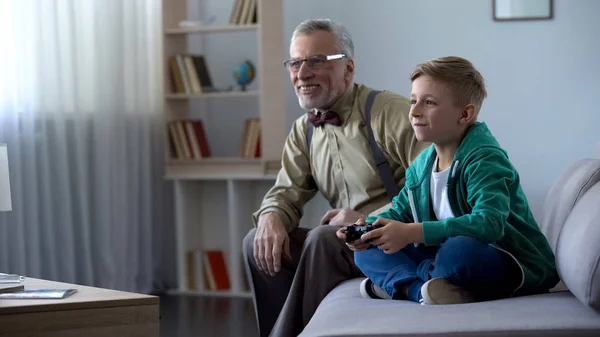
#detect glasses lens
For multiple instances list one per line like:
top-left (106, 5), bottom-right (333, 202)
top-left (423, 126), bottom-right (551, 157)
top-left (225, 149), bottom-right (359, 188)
top-left (285, 59), bottom-right (301, 70)
top-left (308, 56), bottom-right (326, 68)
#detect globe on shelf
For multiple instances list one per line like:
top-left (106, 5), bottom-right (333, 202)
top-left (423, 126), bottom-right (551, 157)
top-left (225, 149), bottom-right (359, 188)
top-left (232, 60), bottom-right (256, 91)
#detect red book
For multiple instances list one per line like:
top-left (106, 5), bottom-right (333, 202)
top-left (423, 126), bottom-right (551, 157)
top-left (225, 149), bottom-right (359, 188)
top-left (255, 134), bottom-right (261, 158)
top-left (192, 120), bottom-right (211, 157)
top-left (203, 250), bottom-right (230, 291)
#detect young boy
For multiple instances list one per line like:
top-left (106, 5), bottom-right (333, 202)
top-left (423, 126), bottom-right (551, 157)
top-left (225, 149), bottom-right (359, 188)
top-left (337, 56), bottom-right (559, 304)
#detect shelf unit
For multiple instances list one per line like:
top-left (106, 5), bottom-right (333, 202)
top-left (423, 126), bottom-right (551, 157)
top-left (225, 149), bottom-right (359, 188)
top-left (162, 0), bottom-right (286, 298)
top-left (165, 90), bottom-right (260, 99)
top-left (166, 157), bottom-right (280, 180)
top-left (164, 24), bottom-right (259, 35)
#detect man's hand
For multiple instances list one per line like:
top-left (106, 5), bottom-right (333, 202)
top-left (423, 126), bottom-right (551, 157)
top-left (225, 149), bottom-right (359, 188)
top-left (254, 212), bottom-right (292, 276)
top-left (361, 218), bottom-right (424, 254)
top-left (320, 208), bottom-right (364, 227)
top-left (336, 217), bottom-right (371, 252)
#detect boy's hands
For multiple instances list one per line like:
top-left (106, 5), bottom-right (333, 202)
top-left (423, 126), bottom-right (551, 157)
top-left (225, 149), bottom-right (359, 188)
top-left (361, 218), bottom-right (424, 254)
top-left (336, 217), bottom-right (371, 252)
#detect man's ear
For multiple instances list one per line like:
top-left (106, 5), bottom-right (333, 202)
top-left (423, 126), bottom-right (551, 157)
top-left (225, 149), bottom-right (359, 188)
top-left (345, 59), bottom-right (355, 79)
top-left (459, 104), bottom-right (477, 124)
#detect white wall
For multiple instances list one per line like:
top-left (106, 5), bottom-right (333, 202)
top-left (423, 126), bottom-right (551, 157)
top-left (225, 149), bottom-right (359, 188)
top-left (189, 0), bottom-right (600, 225)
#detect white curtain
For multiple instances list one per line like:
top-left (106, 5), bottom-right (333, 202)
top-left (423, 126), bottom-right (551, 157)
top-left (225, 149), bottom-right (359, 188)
top-left (0, 0), bottom-right (175, 293)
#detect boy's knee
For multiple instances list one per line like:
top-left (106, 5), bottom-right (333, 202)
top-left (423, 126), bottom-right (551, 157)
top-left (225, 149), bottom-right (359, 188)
top-left (442, 236), bottom-right (487, 253)
top-left (436, 236), bottom-right (490, 272)
top-left (353, 245), bottom-right (383, 269)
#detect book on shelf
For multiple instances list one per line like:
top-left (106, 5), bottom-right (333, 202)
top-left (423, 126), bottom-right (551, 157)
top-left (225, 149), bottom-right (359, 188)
top-left (185, 249), bottom-right (232, 292)
top-left (239, 118), bottom-right (261, 158)
top-left (203, 250), bottom-right (231, 291)
top-left (168, 120), bottom-right (211, 160)
top-left (229, 0), bottom-right (258, 25)
top-left (168, 54), bottom-right (214, 95)
top-left (186, 249), bottom-right (208, 291)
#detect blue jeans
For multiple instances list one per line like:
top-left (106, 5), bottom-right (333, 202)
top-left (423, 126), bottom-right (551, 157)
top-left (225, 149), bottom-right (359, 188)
top-left (354, 236), bottom-right (523, 302)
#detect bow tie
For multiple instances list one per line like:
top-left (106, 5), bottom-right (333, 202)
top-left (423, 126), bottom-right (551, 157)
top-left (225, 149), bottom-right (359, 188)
top-left (307, 110), bottom-right (342, 128)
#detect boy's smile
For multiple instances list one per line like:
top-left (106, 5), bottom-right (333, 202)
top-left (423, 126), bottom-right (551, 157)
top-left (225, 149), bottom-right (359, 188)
top-left (409, 75), bottom-right (465, 146)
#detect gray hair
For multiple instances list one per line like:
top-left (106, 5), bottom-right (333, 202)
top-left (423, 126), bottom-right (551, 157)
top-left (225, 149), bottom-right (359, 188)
top-left (291, 19), bottom-right (354, 59)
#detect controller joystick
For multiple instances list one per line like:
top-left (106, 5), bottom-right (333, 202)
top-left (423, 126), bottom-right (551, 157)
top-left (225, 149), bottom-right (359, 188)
top-left (343, 223), bottom-right (381, 243)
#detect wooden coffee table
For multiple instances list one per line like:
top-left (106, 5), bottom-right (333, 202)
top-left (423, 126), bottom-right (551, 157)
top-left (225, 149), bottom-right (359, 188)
top-left (0, 277), bottom-right (159, 336)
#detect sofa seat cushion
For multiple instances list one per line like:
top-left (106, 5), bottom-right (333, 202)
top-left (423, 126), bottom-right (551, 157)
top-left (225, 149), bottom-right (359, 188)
top-left (300, 278), bottom-right (600, 337)
top-left (540, 158), bottom-right (600, 309)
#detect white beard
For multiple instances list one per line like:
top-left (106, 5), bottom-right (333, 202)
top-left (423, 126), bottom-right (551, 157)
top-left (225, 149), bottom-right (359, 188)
top-left (296, 89), bottom-right (338, 110)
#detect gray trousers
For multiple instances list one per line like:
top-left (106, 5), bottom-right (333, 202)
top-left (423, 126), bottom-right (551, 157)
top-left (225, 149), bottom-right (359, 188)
top-left (242, 225), bottom-right (363, 337)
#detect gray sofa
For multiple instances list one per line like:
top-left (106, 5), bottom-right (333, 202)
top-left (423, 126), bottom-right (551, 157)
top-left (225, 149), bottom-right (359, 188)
top-left (300, 158), bottom-right (600, 337)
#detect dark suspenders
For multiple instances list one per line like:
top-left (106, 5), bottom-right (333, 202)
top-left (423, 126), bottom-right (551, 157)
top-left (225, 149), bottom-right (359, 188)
top-left (306, 90), bottom-right (399, 201)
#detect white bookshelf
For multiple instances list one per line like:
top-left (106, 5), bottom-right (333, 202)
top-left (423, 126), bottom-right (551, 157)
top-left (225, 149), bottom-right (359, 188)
top-left (164, 24), bottom-right (259, 35)
top-left (165, 90), bottom-right (260, 99)
top-left (171, 178), bottom-right (276, 297)
top-left (165, 158), bottom-right (280, 180)
top-left (168, 177), bottom-right (330, 298)
top-left (161, 0), bottom-right (285, 297)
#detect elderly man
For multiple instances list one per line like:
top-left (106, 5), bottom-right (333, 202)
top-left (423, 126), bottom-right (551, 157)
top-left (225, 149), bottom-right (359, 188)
top-left (242, 19), bottom-right (429, 337)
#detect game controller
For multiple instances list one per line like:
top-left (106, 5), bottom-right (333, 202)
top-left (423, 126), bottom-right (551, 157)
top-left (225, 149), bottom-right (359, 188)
top-left (343, 223), bottom-right (381, 242)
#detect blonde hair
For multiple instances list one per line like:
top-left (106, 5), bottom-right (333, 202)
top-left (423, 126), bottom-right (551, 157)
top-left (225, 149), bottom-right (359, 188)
top-left (410, 56), bottom-right (487, 111)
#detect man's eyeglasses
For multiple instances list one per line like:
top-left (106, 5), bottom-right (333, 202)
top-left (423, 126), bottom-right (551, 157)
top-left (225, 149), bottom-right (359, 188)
top-left (283, 54), bottom-right (346, 71)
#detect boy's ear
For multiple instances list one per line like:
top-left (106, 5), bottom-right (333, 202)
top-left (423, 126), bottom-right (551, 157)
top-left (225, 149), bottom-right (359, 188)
top-left (459, 104), bottom-right (477, 124)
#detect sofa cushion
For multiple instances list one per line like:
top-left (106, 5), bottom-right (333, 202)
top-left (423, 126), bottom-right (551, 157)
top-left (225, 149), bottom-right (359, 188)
top-left (300, 278), bottom-right (600, 337)
top-left (540, 159), bottom-right (600, 309)
top-left (555, 182), bottom-right (600, 309)
top-left (540, 159), bottom-right (600, 251)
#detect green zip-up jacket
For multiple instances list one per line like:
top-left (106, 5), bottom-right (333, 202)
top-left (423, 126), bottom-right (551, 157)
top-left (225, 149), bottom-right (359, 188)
top-left (367, 122), bottom-right (559, 295)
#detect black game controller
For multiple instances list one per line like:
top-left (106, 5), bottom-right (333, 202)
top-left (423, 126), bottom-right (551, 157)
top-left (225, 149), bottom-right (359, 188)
top-left (343, 223), bottom-right (381, 242)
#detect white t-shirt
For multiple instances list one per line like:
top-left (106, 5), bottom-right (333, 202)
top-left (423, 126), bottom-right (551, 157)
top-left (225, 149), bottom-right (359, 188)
top-left (430, 156), bottom-right (455, 221)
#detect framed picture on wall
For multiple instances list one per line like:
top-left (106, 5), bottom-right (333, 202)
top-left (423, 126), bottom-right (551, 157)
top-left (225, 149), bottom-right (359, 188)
top-left (493, 0), bottom-right (553, 21)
